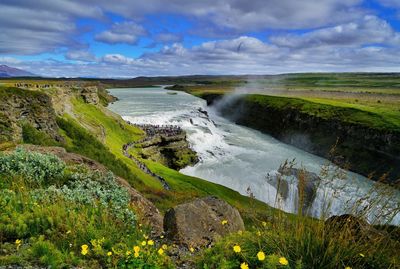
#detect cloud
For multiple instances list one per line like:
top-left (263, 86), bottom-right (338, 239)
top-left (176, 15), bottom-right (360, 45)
top-left (102, 54), bottom-right (134, 64)
top-left (154, 32), bottom-right (183, 43)
top-left (0, 57), bottom-right (21, 65)
top-left (0, 0), bottom-right (369, 55)
top-left (65, 50), bottom-right (96, 62)
top-left (0, 3), bottom-right (79, 54)
top-left (95, 21), bottom-right (147, 45)
top-left (270, 16), bottom-right (400, 48)
top-left (378, 0), bottom-right (400, 8)
top-left (1, 0), bottom-right (400, 76)
top-left (95, 0), bottom-right (365, 31)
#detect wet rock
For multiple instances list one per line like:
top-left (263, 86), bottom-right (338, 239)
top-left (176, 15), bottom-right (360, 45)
top-left (279, 167), bottom-right (320, 211)
top-left (266, 167), bottom-right (320, 215)
top-left (164, 196), bottom-right (245, 248)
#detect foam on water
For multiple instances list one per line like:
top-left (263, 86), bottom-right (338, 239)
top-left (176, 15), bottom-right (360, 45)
top-left (108, 87), bottom-right (400, 224)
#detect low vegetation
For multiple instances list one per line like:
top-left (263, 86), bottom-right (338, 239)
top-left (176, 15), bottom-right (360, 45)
top-left (0, 149), bottom-right (174, 268)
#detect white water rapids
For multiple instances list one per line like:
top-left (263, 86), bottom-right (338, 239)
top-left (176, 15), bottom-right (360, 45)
top-left (108, 86), bottom-right (400, 225)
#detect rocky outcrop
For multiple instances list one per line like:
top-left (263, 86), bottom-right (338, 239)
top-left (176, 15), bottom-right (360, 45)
top-left (131, 124), bottom-right (198, 170)
top-left (0, 87), bottom-right (63, 143)
top-left (201, 93), bottom-right (400, 185)
top-left (20, 145), bottom-right (164, 235)
top-left (164, 196), bottom-right (245, 248)
top-left (80, 86), bottom-right (100, 105)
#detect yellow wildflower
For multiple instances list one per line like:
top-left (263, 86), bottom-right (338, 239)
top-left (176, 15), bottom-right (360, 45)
top-left (359, 253), bottom-right (365, 257)
top-left (15, 239), bottom-right (22, 249)
top-left (221, 220), bottom-right (228, 225)
top-left (126, 250), bottom-right (131, 256)
top-left (240, 262), bottom-right (249, 269)
top-left (107, 251), bottom-right (112, 256)
top-left (134, 252), bottom-right (139, 258)
top-left (158, 248), bottom-right (164, 255)
top-left (81, 244), bottom-right (89, 255)
top-left (133, 246), bottom-right (140, 253)
top-left (279, 257), bottom-right (288, 265)
top-left (147, 240), bottom-right (154, 246)
top-left (345, 267), bottom-right (352, 269)
top-left (141, 241), bottom-right (147, 246)
top-left (162, 244), bottom-right (168, 250)
top-left (160, 235), bottom-right (164, 239)
top-left (189, 247), bottom-right (195, 253)
top-left (233, 245), bottom-right (241, 253)
top-left (257, 251), bottom-right (265, 261)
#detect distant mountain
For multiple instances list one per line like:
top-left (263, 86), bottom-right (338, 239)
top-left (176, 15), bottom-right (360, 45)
top-left (0, 65), bottom-right (36, 77)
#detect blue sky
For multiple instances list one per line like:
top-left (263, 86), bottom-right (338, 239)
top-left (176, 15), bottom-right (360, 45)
top-left (0, 0), bottom-right (400, 77)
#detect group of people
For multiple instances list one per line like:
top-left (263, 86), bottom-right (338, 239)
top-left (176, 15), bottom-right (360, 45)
top-left (132, 123), bottom-right (183, 138)
top-left (14, 82), bottom-right (83, 89)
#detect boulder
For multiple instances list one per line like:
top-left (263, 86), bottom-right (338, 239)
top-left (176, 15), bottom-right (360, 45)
top-left (80, 86), bottom-right (100, 105)
top-left (164, 196), bottom-right (245, 248)
top-left (324, 214), bottom-right (376, 242)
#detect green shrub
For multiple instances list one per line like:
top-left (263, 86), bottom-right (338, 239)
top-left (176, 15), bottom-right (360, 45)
top-left (31, 170), bottom-right (136, 226)
top-left (0, 148), bottom-right (65, 186)
top-left (30, 236), bottom-right (67, 268)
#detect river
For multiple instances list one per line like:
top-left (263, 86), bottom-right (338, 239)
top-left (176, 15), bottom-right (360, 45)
top-left (108, 86), bottom-right (399, 225)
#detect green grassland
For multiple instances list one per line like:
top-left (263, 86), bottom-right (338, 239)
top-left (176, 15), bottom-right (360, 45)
top-left (174, 73), bottom-right (400, 132)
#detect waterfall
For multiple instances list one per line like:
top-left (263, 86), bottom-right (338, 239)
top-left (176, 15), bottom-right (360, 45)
top-left (108, 87), bottom-right (400, 225)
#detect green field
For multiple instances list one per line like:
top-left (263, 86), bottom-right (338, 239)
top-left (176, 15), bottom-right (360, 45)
top-left (172, 73), bottom-right (400, 132)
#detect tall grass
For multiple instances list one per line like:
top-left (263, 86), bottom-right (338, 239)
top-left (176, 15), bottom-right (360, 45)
top-left (198, 160), bottom-right (400, 269)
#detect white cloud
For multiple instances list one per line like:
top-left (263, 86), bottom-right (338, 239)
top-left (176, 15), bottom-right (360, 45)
top-left (1, 0), bottom-right (400, 76)
top-left (95, 0), bottom-right (365, 31)
top-left (0, 0), bottom-right (369, 55)
top-left (270, 16), bottom-right (400, 48)
top-left (378, 0), bottom-right (400, 8)
top-left (95, 21), bottom-right (147, 45)
top-left (154, 32), bottom-right (183, 43)
top-left (0, 57), bottom-right (21, 65)
top-left (65, 50), bottom-right (96, 62)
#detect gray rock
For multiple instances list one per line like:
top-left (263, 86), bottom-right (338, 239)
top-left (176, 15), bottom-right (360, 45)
top-left (164, 196), bottom-right (244, 248)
